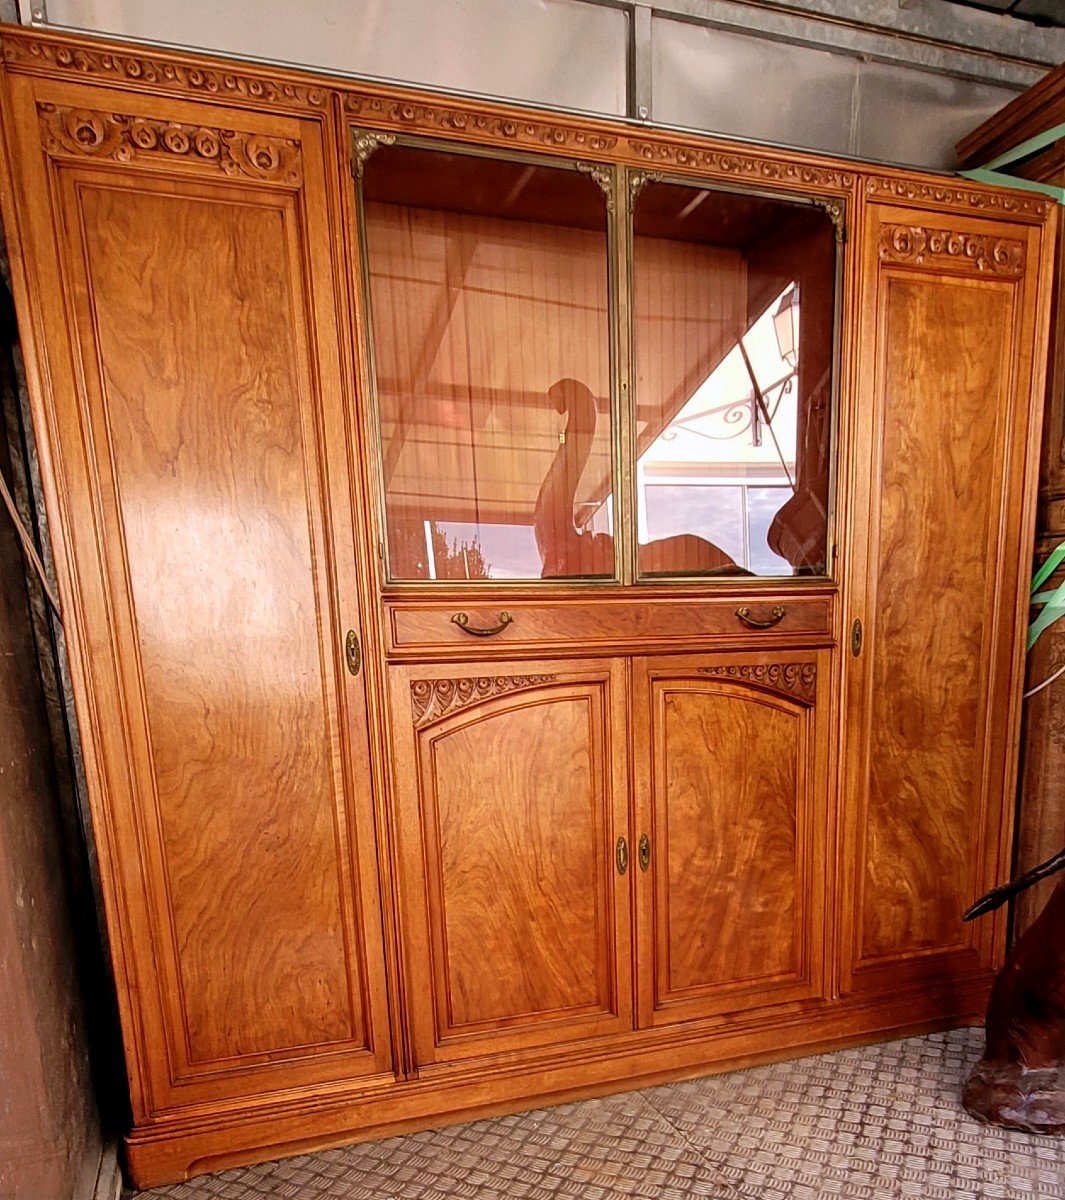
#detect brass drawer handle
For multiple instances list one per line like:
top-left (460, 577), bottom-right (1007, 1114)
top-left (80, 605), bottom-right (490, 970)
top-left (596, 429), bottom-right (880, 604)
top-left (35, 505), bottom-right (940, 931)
top-left (616, 836), bottom-right (629, 875)
top-left (451, 611), bottom-right (514, 638)
top-left (736, 605), bottom-right (786, 630)
top-left (638, 834), bottom-right (651, 872)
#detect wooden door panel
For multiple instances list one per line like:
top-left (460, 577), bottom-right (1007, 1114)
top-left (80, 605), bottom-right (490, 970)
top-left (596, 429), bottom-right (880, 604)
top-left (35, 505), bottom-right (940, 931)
top-left (392, 662), bottom-right (631, 1065)
top-left (843, 206), bottom-right (1048, 991)
top-left (862, 278), bottom-right (1004, 963)
top-left (634, 653), bottom-right (830, 1027)
top-left (8, 83), bottom-right (394, 1112)
top-left (80, 184), bottom-right (356, 1064)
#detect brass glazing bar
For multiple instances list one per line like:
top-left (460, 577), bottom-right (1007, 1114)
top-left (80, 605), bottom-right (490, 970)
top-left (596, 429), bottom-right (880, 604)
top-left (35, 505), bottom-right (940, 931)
top-left (614, 165), bottom-right (638, 586)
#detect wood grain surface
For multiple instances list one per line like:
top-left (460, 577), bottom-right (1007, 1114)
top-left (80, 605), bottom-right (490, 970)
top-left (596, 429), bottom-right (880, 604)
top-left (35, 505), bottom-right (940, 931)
top-left (633, 652), bottom-right (829, 1026)
top-left (390, 660), bottom-right (632, 1065)
top-left (861, 277), bottom-right (1005, 960)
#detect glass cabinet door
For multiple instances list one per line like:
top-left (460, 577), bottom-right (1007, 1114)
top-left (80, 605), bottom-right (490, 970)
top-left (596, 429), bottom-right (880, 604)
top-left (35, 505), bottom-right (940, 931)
top-left (359, 142), bottom-right (615, 582)
top-left (630, 181), bottom-right (838, 579)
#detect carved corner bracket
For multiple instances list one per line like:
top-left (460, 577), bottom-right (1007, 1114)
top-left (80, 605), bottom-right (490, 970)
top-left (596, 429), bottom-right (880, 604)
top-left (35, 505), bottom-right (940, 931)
top-left (411, 675), bottom-right (558, 728)
top-left (878, 223), bottom-right (1025, 277)
top-left (37, 103), bottom-right (303, 185)
top-left (814, 198), bottom-right (847, 244)
top-left (575, 160), bottom-right (615, 211)
top-left (628, 168), bottom-right (663, 203)
top-left (698, 662), bottom-right (817, 706)
top-left (352, 129), bottom-right (397, 178)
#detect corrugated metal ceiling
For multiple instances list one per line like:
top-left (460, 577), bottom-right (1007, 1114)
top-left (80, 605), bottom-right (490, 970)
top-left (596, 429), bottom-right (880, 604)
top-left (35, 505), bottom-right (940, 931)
top-left (944, 0), bottom-right (1065, 26)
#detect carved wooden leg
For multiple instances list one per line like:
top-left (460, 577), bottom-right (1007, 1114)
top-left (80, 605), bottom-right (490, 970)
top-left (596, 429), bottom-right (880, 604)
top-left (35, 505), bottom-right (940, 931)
top-left (963, 875), bottom-right (1065, 1134)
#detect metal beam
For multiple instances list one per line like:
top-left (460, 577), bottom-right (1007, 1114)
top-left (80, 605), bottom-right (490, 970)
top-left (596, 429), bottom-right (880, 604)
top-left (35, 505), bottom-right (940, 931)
top-left (644, 0), bottom-right (1056, 87)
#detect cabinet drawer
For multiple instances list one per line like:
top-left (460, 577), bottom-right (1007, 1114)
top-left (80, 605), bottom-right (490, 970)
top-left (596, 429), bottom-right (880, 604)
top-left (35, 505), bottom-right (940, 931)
top-left (386, 595), bottom-right (835, 656)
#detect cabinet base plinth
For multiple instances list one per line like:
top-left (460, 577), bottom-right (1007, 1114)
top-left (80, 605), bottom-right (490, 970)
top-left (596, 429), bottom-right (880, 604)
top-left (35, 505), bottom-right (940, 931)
top-left (124, 980), bottom-right (992, 1189)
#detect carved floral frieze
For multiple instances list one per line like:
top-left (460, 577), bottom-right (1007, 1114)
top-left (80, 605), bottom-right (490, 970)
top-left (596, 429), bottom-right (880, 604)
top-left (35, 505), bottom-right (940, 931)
top-left (5, 35), bottom-right (327, 108)
top-left (37, 103), bottom-right (302, 185)
top-left (628, 140), bottom-right (855, 192)
top-left (343, 93), bottom-right (618, 153)
top-left (411, 675), bottom-right (558, 727)
top-left (865, 175), bottom-right (1051, 219)
top-left (698, 662), bottom-right (817, 706)
top-left (878, 223), bottom-right (1025, 276)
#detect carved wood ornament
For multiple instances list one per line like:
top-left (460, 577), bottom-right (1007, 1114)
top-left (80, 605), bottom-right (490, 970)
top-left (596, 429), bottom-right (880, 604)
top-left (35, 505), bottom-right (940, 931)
top-left (6, 36), bottom-right (328, 108)
top-left (37, 103), bottom-right (302, 184)
top-left (411, 675), bottom-right (558, 727)
top-left (878, 223), bottom-right (1025, 276)
top-left (865, 174), bottom-right (1051, 219)
top-left (344, 93), bottom-right (618, 154)
top-left (628, 140), bottom-right (855, 192)
top-left (698, 662), bottom-right (817, 706)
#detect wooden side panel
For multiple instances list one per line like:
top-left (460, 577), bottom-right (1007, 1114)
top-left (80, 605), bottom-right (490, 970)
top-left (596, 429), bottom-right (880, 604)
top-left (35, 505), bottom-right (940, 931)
top-left (633, 652), bottom-right (830, 1027)
top-left (3, 78), bottom-right (393, 1112)
top-left (390, 661), bottom-right (632, 1065)
top-left (843, 206), bottom-right (1047, 991)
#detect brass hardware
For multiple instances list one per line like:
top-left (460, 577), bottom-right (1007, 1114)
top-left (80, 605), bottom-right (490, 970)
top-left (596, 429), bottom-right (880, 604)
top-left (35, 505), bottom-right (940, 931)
top-left (736, 605), bottom-right (786, 629)
top-left (351, 129), bottom-right (397, 178)
top-left (451, 611), bottom-right (514, 638)
top-left (628, 168), bottom-right (664, 202)
top-left (851, 617), bottom-right (863, 657)
top-left (638, 833), bottom-right (650, 872)
top-left (345, 629), bottom-right (362, 676)
top-left (575, 160), bottom-right (616, 212)
top-left (616, 835), bottom-right (629, 875)
top-left (814, 197), bottom-right (847, 243)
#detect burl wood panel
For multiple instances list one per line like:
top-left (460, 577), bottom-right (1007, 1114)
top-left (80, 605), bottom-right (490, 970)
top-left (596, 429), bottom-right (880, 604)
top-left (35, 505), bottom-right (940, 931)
top-left (855, 273), bottom-right (1012, 971)
top-left (77, 185), bottom-right (358, 1061)
top-left (664, 690), bottom-right (801, 990)
top-left (634, 653), bottom-right (827, 1027)
top-left (431, 699), bottom-right (605, 1025)
top-left (391, 662), bottom-right (631, 1064)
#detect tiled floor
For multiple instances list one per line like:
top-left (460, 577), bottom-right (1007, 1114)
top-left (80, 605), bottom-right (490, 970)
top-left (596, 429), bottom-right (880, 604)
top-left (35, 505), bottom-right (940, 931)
top-left (134, 1028), bottom-right (1065, 1200)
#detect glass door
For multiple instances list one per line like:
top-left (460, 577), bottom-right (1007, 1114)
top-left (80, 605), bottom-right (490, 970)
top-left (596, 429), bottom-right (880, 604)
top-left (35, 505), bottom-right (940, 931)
top-left (357, 140), bottom-right (617, 583)
top-left (629, 178), bottom-right (839, 580)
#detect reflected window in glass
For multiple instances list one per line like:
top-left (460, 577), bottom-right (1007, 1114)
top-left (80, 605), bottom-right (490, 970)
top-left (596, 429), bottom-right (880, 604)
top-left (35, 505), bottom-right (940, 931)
top-left (632, 181), bottom-right (837, 579)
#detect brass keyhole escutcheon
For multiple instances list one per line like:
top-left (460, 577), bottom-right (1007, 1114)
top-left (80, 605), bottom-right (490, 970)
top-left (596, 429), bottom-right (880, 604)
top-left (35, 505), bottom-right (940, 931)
top-left (851, 618), bottom-right (863, 657)
top-left (345, 629), bottom-right (361, 676)
top-left (638, 834), bottom-right (651, 872)
top-left (616, 836), bottom-right (629, 875)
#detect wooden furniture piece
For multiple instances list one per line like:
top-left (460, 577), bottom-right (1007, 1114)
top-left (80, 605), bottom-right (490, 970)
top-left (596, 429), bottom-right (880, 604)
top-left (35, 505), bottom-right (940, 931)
top-left (959, 82), bottom-right (1065, 937)
top-left (0, 24), bottom-right (1054, 1187)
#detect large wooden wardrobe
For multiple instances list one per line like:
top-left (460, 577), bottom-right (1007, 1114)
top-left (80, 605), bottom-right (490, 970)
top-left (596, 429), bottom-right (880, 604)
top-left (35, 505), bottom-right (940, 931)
top-left (0, 25), bottom-right (1055, 1187)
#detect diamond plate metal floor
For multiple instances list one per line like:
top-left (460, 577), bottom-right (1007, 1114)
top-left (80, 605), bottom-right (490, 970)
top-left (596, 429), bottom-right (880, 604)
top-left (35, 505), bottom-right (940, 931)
top-left (132, 1029), bottom-right (1065, 1199)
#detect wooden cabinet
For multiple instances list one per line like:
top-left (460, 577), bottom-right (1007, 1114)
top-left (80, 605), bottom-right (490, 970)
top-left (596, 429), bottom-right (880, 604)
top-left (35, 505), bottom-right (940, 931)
top-left (388, 661), bottom-right (632, 1066)
top-left (0, 23), bottom-right (1055, 1187)
top-left (633, 652), bottom-right (830, 1027)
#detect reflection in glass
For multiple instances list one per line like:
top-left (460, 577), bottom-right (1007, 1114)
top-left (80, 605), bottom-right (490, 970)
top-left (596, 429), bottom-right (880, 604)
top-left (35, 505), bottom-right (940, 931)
top-left (360, 144), bottom-right (614, 581)
top-left (633, 183), bottom-right (836, 578)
